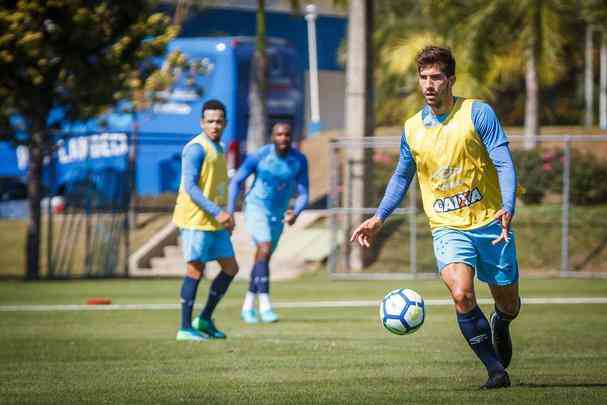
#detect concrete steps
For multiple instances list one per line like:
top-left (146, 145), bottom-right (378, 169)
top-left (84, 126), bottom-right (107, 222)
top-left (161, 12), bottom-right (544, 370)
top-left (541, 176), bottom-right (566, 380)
top-left (129, 210), bottom-right (330, 280)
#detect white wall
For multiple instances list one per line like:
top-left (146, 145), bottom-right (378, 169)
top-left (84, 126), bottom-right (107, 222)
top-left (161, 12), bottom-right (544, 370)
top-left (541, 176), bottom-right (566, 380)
top-left (304, 70), bottom-right (346, 135)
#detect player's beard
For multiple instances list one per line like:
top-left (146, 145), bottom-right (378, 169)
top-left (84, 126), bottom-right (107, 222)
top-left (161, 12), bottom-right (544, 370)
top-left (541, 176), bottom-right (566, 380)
top-left (276, 144), bottom-right (290, 155)
top-left (425, 89), bottom-right (451, 114)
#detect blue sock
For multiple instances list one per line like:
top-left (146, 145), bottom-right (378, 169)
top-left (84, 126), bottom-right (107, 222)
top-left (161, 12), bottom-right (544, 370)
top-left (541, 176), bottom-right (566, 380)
top-left (493, 299), bottom-right (520, 335)
top-left (253, 260), bottom-right (270, 294)
top-left (248, 263), bottom-right (259, 294)
top-left (180, 276), bottom-right (200, 330)
top-left (457, 306), bottom-right (504, 376)
top-left (201, 271), bottom-right (235, 320)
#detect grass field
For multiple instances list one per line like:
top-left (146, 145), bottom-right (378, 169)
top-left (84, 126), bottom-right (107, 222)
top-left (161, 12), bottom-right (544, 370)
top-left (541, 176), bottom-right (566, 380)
top-left (1, 273), bottom-right (606, 404)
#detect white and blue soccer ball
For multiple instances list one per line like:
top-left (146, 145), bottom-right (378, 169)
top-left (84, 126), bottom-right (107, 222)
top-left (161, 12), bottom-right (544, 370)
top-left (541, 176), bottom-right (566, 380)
top-left (379, 288), bottom-right (425, 335)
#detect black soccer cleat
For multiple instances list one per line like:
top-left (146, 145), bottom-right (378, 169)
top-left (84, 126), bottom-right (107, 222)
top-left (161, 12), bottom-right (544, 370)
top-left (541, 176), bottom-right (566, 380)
top-left (480, 371), bottom-right (511, 390)
top-left (490, 311), bottom-right (513, 369)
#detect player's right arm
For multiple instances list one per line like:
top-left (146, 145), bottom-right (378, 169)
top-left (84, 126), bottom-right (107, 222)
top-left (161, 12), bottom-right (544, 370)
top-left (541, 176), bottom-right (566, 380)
top-left (227, 153), bottom-right (260, 214)
top-left (182, 143), bottom-right (233, 230)
top-left (351, 134), bottom-right (416, 247)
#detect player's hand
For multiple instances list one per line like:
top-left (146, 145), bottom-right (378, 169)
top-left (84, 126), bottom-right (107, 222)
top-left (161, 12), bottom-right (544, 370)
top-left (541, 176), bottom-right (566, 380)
top-left (216, 211), bottom-right (235, 232)
top-left (492, 208), bottom-right (512, 245)
top-left (350, 216), bottom-right (383, 248)
top-left (283, 210), bottom-right (297, 226)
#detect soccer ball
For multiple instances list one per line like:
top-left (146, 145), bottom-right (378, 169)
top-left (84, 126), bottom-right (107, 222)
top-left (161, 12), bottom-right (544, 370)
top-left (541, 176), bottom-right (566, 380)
top-left (379, 288), bottom-right (425, 335)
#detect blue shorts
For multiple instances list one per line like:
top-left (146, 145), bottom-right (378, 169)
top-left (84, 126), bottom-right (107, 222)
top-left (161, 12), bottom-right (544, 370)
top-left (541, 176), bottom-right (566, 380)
top-left (244, 206), bottom-right (284, 252)
top-left (180, 228), bottom-right (235, 263)
top-left (432, 220), bottom-right (519, 286)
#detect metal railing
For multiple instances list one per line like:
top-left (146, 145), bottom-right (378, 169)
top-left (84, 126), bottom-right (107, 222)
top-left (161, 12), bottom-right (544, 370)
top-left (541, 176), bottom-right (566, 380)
top-left (327, 135), bottom-right (607, 279)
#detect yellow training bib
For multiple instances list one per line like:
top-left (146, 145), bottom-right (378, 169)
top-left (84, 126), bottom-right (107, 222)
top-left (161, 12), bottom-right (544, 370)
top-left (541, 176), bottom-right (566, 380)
top-left (172, 133), bottom-right (228, 231)
top-left (405, 98), bottom-right (501, 230)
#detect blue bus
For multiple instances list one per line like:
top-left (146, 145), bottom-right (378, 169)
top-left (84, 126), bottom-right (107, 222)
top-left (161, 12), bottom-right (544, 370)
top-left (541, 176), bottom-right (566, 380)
top-left (0, 36), bottom-right (304, 203)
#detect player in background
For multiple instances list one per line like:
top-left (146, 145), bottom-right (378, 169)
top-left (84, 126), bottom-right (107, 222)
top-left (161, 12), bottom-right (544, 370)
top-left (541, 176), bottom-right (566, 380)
top-left (351, 46), bottom-right (521, 389)
top-left (228, 122), bottom-right (309, 323)
top-left (173, 99), bottom-right (239, 341)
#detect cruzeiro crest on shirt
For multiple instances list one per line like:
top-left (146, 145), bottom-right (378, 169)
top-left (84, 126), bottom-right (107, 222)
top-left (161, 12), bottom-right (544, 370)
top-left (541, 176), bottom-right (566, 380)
top-left (433, 187), bottom-right (483, 213)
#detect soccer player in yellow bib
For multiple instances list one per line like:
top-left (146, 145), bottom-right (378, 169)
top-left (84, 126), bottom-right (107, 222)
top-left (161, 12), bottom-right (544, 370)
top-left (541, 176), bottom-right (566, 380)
top-left (173, 99), bottom-right (239, 341)
top-left (351, 46), bottom-right (520, 389)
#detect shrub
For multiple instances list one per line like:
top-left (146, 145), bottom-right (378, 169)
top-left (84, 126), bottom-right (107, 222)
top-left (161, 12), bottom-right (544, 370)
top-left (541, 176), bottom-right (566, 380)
top-left (513, 147), bottom-right (607, 206)
top-left (512, 149), bottom-right (559, 204)
top-left (569, 151), bottom-right (607, 205)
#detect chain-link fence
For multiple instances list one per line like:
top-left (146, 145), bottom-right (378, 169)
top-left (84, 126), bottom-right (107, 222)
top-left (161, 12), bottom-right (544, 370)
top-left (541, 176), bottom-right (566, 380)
top-left (4, 132), bottom-right (607, 279)
top-left (0, 131), bottom-right (189, 279)
top-left (327, 135), bottom-right (607, 279)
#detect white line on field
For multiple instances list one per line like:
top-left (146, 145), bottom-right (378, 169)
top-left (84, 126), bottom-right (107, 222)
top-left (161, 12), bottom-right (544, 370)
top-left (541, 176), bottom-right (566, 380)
top-left (0, 297), bottom-right (606, 312)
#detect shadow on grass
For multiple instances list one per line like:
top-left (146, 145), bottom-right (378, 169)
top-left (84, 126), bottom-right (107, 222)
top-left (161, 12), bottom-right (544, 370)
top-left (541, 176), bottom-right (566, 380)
top-left (443, 380), bottom-right (607, 392)
top-left (517, 382), bottom-right (607, 388)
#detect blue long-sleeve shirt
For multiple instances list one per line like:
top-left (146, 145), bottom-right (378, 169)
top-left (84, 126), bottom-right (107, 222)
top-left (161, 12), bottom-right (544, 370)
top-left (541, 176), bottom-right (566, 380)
top-left (228, 144), bottom-right (309, 217)
top-left (181, 142), bottom-right (222, 217)
top-left (376, 101), bottom-right (517, 221)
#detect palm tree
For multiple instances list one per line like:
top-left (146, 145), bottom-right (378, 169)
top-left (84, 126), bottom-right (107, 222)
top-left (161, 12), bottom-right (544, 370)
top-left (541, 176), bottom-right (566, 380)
top-left (580, 0), bottom-right (607, 129)
top-left (345, 0), bottom-right (374, 270)
top-left (246, 0), bottom-right (270, 153)
top-left (378, 0), bottom-right (574, 149)
top-left (447, 0), bottom-right (578, 148)
top-left (583, 24), bottom-right (594, 127)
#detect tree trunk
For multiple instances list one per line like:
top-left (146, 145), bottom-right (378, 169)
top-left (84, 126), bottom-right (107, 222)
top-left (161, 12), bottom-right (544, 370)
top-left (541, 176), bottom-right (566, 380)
top-left (523, 4), bottom-right (540, 150)
top-left (25, 129), bottom-right (45, 280)
top-left (345, 0), bottom-right (374, 271)
top-left (599, 30), bottom-right (606, 129)
top-left (584, 25), bottom-right (594, 127)
top-left (524, 50), bottom-right (539, 149)
top-left (173, 0), bottom-right (191, 26)
top-left (246, 0), bottom-right (269, 154)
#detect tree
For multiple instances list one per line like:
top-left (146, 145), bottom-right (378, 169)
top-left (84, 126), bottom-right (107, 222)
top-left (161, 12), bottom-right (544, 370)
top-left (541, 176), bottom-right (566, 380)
top-left (0, 0), bottom-right (178, 279)
top-left (451, 0), bottom-right (582, 148)
top-left (246, 0), bottom-right (270, 153)
top-left (373, 1), bottom-right (498, 124)
top-left (580, 0), bottom-right (607, 129)
top-left (247, 0), bottom-right (301, 153)
top-left (376, 0), bottom-right (576, 148)
top-left (345, 0), bottom-right (374, 271)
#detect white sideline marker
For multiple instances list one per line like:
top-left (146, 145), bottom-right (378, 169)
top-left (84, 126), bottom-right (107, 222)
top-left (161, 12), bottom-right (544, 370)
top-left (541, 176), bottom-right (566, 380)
top-left (1, 297), bottom-right (607, 312)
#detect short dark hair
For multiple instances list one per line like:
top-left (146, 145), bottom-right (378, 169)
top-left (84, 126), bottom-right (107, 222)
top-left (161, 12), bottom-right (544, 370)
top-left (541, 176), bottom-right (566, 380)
top-left (201, 99), bottom-right (226, 118)
top-left (415, 46), bottom-right (456, 77)
top-left (272, 121), bottom-right (292, 133)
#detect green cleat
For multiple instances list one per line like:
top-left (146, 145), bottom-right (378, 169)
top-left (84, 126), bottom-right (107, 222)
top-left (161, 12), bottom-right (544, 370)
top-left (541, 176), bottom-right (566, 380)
top-left (241, 308), bottom-right (259, 324)
top-left (193, 316), bottom-right (227, 339)
top-left (176, 328), bottom-right (209, 341)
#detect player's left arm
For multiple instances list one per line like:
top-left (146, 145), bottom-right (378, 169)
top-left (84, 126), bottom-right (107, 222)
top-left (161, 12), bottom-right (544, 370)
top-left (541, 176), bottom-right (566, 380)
top-left (472, 101), bottom-right (518, 244)
top-left (285, 155), bottom-right (310, 226)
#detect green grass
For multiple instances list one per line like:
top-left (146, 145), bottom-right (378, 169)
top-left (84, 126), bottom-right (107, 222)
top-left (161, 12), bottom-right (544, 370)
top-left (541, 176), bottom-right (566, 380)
top-left (0, 213), bottom-right (171, 278)
top-left (1, 274), bottom-right (606, 404)
top-left (0, 219), bottom-right (27, 274)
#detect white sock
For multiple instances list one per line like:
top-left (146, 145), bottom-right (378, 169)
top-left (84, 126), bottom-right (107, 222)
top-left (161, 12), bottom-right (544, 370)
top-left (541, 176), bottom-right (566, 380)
top-left (242, 291), bottom-right (256, 311)
top-left (258, 293), bottom-right (272, 313)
